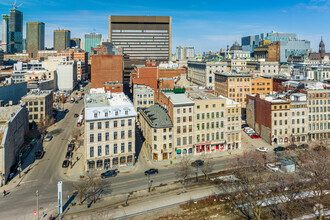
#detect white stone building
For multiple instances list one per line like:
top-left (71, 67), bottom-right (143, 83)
top-left (84, 89), bottom-right (137, 170)
top-left (56, 61), bottom-right (77, 91)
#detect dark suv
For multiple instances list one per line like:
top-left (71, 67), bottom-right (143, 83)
top-left (101, 169), bottom-right (119, 178)
top-left (144, 168), bottom-right (158, 176)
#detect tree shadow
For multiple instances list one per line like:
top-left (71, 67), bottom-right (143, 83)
top-left (50, 128), bottom-right (63, 135)
top-left (63, 192), bottom-right (77, 212)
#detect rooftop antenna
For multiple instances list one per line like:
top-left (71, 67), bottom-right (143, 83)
top-left (12, 0), bottom-right (23, 9)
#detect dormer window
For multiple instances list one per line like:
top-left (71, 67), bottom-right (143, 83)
top-left (94, 113), bottom-right (98, 118)
top-left (105, 112), bottom-right (109, 117)
top-left (125, 110), bottom-right (128, 115)
top-left (115, 111), bottom-right (119, 116)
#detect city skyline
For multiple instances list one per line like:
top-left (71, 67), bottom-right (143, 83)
top-left (0, 0), bottom-right (329, 52)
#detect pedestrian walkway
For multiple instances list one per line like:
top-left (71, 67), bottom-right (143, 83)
top-left (66, 182), bottom-right (218, 219)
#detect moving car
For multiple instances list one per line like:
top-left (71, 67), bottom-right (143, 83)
top-left (74, 114), bottom-right (79, 118)
top-left (191, 160), bottom-right (204, 167)
top-left (256, 147), bottom-right (268, 152)
top-left (144, 168), bottom-right (158, 176)
top-left (65, 151), bottom-right (73, 159)
top-left (35, 150), bottom-right (45, 159)
top-left (44, 133), bottom-right (53, 142)
top-left (274, 146), bottom-right (285, 152)
top-left (62, 160), bottom-right (70, 168)
top-left (101, 169), bottom-right (119, 178)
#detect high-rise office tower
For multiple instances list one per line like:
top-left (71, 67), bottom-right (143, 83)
top-left (54, 30), bottom-right (70, 51)
top-left (70, 38), bottom-right (81, 48)
top-left (84, 33), bottom-right (102, 54)
top-left (26, 22), bottom-right (45, 57)
top-left (108, 15), bottom-right (172, 62)
top-left (8, 9), bottom-right (23, 53)
top-left (1, 15), bottom-right (9, 52)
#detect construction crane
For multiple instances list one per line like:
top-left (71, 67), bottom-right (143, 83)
top-left (12, 0), bottom-right (23, 9)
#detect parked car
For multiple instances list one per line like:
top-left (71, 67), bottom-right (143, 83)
top-left (251, 134), bottom-right (261, 139)
top-left (62, 160), bottom-right (70, 168)
top-left (274, 146), bottom-right (285, 152)
top-left (67, 142), bottom-right (75, 152)
top-left (266, 164), bottom-right (279, 172)
top-left (191, 160), bottom-right (204, 167)
top-left (65, 151), bottom-right (73, 159)
top-left (241, 124), bottom-right (249, 128)
top-left (35, 150), bottom-right (45, 159)
top-left (44, 133), bottom-right (53, 142)
top-left (256, 147), bottom-right (268, 152)
top-left (144, 168), bottom-right (158, 176)
top-left (101, 169), bottom-right (119, 178)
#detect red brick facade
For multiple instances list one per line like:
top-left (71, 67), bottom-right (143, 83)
top-left (91, 55), bottom-right (123, 89)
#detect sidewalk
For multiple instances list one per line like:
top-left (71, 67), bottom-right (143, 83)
top-left (64, 181), bottom-right (218, 219)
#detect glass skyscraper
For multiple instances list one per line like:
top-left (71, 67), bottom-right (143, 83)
top-left (84, 33), bottom-right (102, 55)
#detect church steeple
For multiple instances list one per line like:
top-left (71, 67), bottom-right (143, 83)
top-left (319, 36), bottom-right (325, 57)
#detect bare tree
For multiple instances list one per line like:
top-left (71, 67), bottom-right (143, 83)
top-left (85, 171), bottom-right (111, 204)
top-left (267, 172), bottom-right (306, 219)
top-left (219, 151), bottom-right (271, 220)
top-left (297, 146), bottom-right (330, 220)
top-left (201, 152), bottom-right (214, 180)
top-left (71, 128), bottom-right (81, 140)
top-left (176, 156), bottom-right (193, 193)
top-left (72, 179), bottom-right (89, 205)
top-left (37, 116), bottom-right (54, 140)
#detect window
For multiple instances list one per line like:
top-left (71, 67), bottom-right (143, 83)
top-left (105, 121), bottom-right (109, 128)
top-left (105, 145), bottom-right (109, 155)
top-left (121, 120), bottom-right (125, 127)
top-left (128, 142), bottom-right (132, 152)
top-left (98, 146), bottom-right (102, 156)
top-left (90, 147), bottom-right (94, 157)
top-left (105, 112), bottom-right (109, 117)
top-left (114, 132), bottom-right (117, 140)
top-left (197, 114), bottom-right (200, 120)
top-left (90, 123), bottom-right (94, 130)
top-left (154, 136), bottom-right (157, 141)
top-left (177, 138), bottom-right (181, 146)
top-left (197, 105), bottom-right (200, 109)
top-left (114, 144), bottom-right (117, 154)
top-left (128, 130), bottom-right (132, 138)
top-left (105, 132), bottom-right (109, 141)
top-left (183, 117), bottom-right (186, 122)
top-left (115, 111), bottom-right (119, 116)
top-left (121, 131), bottom-right (125, 139)
top-left (98, 122), bottom-right (102, 129)
top-left (189, 116), bottom-right (192, 122)
top-left (177, 109), bottom-right (180, 114)
top-left (183, 108), bottom-right (186, 113)
top-left (177, 117), bottom-right (180, 123)
top-left (94, 113), bottom-right (98, 118)
top-left (114, 121), bottom-right (118, 128)
top-left (128, 119), bottom-right (132, 126)
top-left (183, 137), bottom-right (187, 145)
top-left (98, 133), bottom-right (102, 142)
top-left (125, 110), bottom-right (129, 115)
top-left (90, 134), bottom-right (94, 143)
top-left (34, 107), bottom-right (38, 112)
top-left (121, 143), bottom-right (125, 153)
top-left (177, 127), bottom-right (181, 134)
top-left (206, 105), bottom-right (209, 109)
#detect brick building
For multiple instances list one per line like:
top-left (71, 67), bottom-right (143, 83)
top-left (130, 66), bottom-right (158, 90)
top-left (214, 72), bottom-right (252, 108)
top-left (251, 77), bottom-right (273, 94)
top-left (91, 55), bottom-right (123, 89)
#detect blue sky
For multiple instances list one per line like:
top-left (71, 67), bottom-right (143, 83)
top-left (0, 0), bottom-right (329, 52)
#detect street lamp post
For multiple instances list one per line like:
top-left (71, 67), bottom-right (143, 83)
top-left (36, 190), bottom-right (39, 220)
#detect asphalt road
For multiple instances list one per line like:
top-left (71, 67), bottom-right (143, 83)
top-left (0, 85), bottom-right (272, 219)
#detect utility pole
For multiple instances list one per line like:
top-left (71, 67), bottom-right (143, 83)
top-left (36, 190), bottom-right (39, 220)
